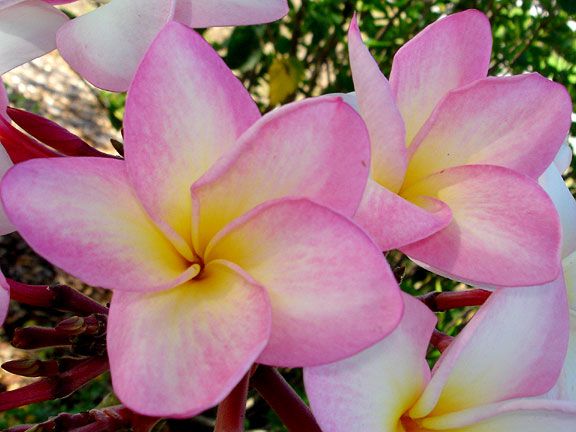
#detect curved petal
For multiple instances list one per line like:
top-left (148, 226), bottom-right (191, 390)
top-left (174, 0), bottom-right (288, 27)
top-left (389, 10), bottom-right (492, 144)
top-left (539, 164), bottom-right (576, 259)
top-left (548, 310), bottom-right (576, 401)
top-left (421, 399), bottom-right (576, 431)
top-left (405, 74), bottom-right (572, 185)
top-left (348, 16), bottom-right (407, 192)
top-left (0, 0), bottom-right (68, 75)
top-left (354, 179), bottom-right (452, 251)
top-left (205, 198), bottom-right (403, 367)
top-left (304, 294), bottom-right (435, 432)
top-left (190, 96), bottom-right (370, 254)
top-left (1, 158), bottom-right (191, 292)
top-left (56, 0), bottom-right (175, 91)
top-left (124, 22), bottom-right (259, 251)
top-left (0, 270), bottom-right (8, 325)
top-left (410, 278), bottom-right (569, 419)
top-left (401, 165), bottom-right (561, 287)
top-left (108, 261), bottom-right (271, 418)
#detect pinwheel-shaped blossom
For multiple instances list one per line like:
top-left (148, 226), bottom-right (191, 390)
top-left (305, 280), bottom-right (576, 431)
top-left (1, 23), bottom-right (403, 417)
top-left (348, 10), bottom-right (571, 287)
top-left (0, 0), bottom-right (74, 75)
top-left (56, 0), bottom-right (289, 91)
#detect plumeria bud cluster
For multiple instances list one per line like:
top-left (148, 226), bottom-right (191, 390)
top-left (0, 2), bottom-right (574, 431)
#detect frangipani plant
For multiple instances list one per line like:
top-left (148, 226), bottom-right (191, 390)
top-left (346, 10), bottom-right (571, 287)
top-left (1, 22), bottom-right (403, 417)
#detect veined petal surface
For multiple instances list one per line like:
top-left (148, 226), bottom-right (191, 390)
top-left (206, 198), bottom-right (403, 366)
top-left (125, 22), bottom-right (259, 247)
top-left (56, 0), bottom-right (175, 91)
top-left (304, 294), bottom-right (436, 432)
top-left (405, 74), bottom-right (572, 185)
top-left (0, 0), bottom-right (68, 75)
top-left (190, 96), bottom-right (370, 254)
top-left (108, 261), bottom-right (271, 417)
top-left (389, 10), bottom-right (491, 144)
top-left (410, 278), bottom-right (569, 419)
top-left (401, 165), bottom-right (561, 287)
top-left (174, 0), bottom-right (288, 27)
top-left (1, 158), bottom-right (191, 292)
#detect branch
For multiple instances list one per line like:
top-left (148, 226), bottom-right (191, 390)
top-left (418, 289), bottom-right (491, 312)
top-left (214, 371), bottom-right (251, 432)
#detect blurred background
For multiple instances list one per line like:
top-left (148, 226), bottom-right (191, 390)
top-left (1, 0), bottom-right (575, 430)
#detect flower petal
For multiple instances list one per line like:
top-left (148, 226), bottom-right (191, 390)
top-left (174, 0), bottom-right (288, 27)
top-left (205, 198), bottom-right (403, 366)
top-left (421, 399), bottom-right (576, 431)
top-left (405, 74), bottom-right (572, 185)
top-left (108, 261), bottom-right (271, 417)
top-left (0, 144), bottom-right (14, 235)
top-left (354, 179), bottom-right (452, 251)
top-left (190, 96), bottom-right (370, 254)
top-left (0, 0), bottom-right (68, 74)
top-left (390, 10), bottom-right (491, 143)
top-left (401, 165), bottom-right (561, 287)
top-left (0, 270), bottom-right (8, 325)
top-left (410, 277), bottom-right (569, 419)
top-left (539, 164), bottom-right (576, 259)
top-left (124, 22), bottom-right (259, 252)
top-left (304, 294), bottom-right (436, 432)
top-left (348, 16), bottom-right (407, 192)
top-left (554, 138), bottom-right (573, 174)
top-left (548, 309), bottom-right (576, 401)
top-left (1, 158), bottom-right (191, 292)
top-left (56, 0), bottom-right (174, 91)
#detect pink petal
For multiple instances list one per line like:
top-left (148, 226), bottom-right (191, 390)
top-left (56, 0), bottom-right (174, 91)
top-left (410, 277), bottom-right (569, 419)
top-left (0, 0), bottom-right (68, 74)
top-left (0, 270), bottom-right (8, 325)
top-left (205, 198), bottom-right (403, 367)
top-left (190, 96), bottom-right (370, 255)
top-left (401, 165), bottom-right (561, 287)
top-left (548, 309), bottom-right (576, 401)
top-left (108, 261), bottom-right (271, 417)
top-left (405, 74), bottom-right (572, 185)
top-left (348, 16), bottom-right (407, 192)
top-left (0, 144), bottom-right (14, 235)
top-left (304, 294), bottom-right (436, 432)
top-left (354, 179), bottom-right (452, 251)
top-left (421, 399), bottom-right (576, 431)
top-left (1, 158), bottom-right (193, 292)
top-left (125, 22), bottom-right (259, 253)
top-left (539, 164), bottom-right (576, 259)
top-left (174, 0), bottom-right (288, 27)
top-left (390, 10), bottom-right (492, 143)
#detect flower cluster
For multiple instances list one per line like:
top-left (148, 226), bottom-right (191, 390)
top-left (0, 2), bottom-right (574, 431)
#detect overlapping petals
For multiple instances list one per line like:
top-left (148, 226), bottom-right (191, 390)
top-left (1, 22), bottom-right (403, 417)
top-left (0, 0), bottom-right (68, 74)
top-left (305, 275), bottom-right (575, 432)
top-left (347, 10), bottom-right (570, 287)
top-left (57, 0), bottom-right (289, 90)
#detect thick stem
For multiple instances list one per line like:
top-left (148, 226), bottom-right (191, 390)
top-left (419, 289), bottom-right (491, 312)
top-left (0, 356), bottom-right (109, 411)
top-left (251, 366), bottom-right (322, 432)
top-left (214, 372), bottom-right (250, 432)
top-left (8, 279), bottom-right (108, 315)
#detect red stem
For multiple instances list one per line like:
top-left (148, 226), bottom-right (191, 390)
top-left (250, 366), bottom-right (322, 432)
top-left (215, 371), bottom-right (251, 432)
top-left (430, 329), bottom-right (454, 353)
top-left (0, 357), bottom-right (109, 411)
top-left (419, 289), bottom-right (491, 312)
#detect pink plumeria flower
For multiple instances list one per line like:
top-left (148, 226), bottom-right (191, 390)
top-left (1, 22), bottom-right (403, 417)
top-left (56, 0), bottom-right (289, 91)
top-left (305, 280), bottom-right (576, 431)
top-left (0, 83), bottom-right (15, 234)
top-left (347, 10), bottom-right (571, 287)
top-left (0, 0), bottom-right (74, 75)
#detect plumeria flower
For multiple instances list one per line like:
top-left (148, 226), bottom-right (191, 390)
top-left (305, 280), bottom-right (576, 431)
top-left (1, 23), bottom-right (403, 417)
top-left (538, 149), bottom-right (576, 400)
top-left (56, 0), bottom-right (289, 91)
top-left (0, 0), bottom-right (73, 75)
top-left (347, 10), bottom-right (571, 287)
